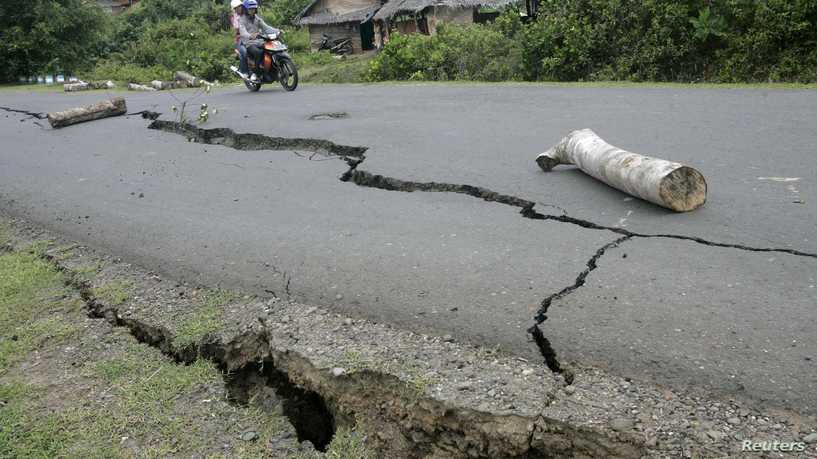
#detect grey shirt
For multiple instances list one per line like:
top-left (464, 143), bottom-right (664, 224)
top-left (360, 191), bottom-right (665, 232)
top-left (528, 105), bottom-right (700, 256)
top-left (239, 14), bottom-right (279, 47)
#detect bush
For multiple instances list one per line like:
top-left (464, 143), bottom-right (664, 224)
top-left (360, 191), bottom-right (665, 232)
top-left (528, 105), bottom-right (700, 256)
top-left (521, 0), bottom-right (701, 82)
top-left (282, 26), bottom-right (310, 53)
top-left (0, 0), bottom-right (110, 82)
top-left (715, 0), bottom-right (817, 83)
top-left (87, 0), bottom-right (236, 82)
top-left (368, 22), bottom-right (524, 82)
top-left (368, 1), bottom-right (816, 83)
top-left (81, 61), bottom-right (171, 82)
top-left (262, 0), bottom-right (314, 26)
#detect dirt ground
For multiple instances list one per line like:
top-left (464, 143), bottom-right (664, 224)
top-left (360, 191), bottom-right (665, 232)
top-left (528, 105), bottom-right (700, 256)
top-left (1, 216), bottom-right (816, 458)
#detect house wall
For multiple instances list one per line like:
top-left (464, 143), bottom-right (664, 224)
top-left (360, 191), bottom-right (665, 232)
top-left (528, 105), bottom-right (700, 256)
top-left (427, 6), bottom-right (474, 35)
top-left (308, 23), bottom-right (364, 54)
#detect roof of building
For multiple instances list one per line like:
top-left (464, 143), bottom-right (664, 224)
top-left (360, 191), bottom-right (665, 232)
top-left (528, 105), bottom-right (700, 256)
top-left (295, 0), bottom-right (380, 25)
top-left (374, 0), bottom-right (516, 20)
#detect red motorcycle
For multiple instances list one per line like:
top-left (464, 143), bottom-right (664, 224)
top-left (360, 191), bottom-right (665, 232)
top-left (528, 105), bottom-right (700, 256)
top-left (231, 32), bottom-right (298, 92)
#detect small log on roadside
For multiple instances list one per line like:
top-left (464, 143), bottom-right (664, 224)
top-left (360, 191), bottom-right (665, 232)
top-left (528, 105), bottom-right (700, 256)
top-left (174, 71), bottom-right (200, 86)
top-left (128, 83), bottom-right (157, 91)
top-left (63, 80), bottom-right (115, 92)
top-left (64, 81), bottom-right (89, 91)
top-left (174, 71), bottom-right (214, 88)
top-left (150, 80), bottom-right (178, 90)
top-left (536, 129), bottom-right (707, 212)
top-left (46, 97), bottom-right (127, 129)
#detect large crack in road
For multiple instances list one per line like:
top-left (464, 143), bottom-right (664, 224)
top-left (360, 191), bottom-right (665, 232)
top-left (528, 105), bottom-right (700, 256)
top-left (5, 105), bottom-right (815, 381)
top-left (20, 243), bottom-right (642, 458)
top-left (144, 119), bottom-right (817, 381)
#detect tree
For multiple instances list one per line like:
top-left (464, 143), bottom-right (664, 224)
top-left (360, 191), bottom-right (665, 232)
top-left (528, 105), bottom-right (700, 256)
top-left (0, 0), bottom-right (109, 82)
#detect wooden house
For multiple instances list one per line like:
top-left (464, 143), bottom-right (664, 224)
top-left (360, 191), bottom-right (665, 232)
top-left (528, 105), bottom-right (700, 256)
top-left (372, 0), bottom-right (517, 47)
top-left (295, 0), bottom-right (381, 53)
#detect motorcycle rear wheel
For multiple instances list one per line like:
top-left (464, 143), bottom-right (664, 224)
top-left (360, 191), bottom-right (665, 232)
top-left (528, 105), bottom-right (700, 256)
top-left (279, 57), bottom-right (298, 92)
top-left (244, 79), bottom-right (261, 92)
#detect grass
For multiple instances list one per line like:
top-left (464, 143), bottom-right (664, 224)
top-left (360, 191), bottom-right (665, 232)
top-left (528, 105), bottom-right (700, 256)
top-left (0, 83), bottom-right (64, 93)
top-left (92, 280), bottom-right (133, 306)
top-left (0, 243), bottom-right (292, 458)
top-left (294, 53), bottom-right (374, 84)
top-left (173, 288), bottom-right (240, 348)
top-left (324, 427), bottom-right (373, 459)
top-left (335, 350), bottom-right (439, 398)
top-left (0, 249), bottom-right (79, 375)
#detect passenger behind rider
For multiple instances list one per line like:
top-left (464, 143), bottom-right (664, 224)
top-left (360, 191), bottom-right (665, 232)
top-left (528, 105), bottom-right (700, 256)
top-left (230, 0), bottom-right (249, 79)
top-left (239, 0), bottom-right (280, 82)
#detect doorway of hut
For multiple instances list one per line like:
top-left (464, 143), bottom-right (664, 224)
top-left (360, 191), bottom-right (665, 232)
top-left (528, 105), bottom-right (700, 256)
top-left (360, 20), bottom-right (375, 50)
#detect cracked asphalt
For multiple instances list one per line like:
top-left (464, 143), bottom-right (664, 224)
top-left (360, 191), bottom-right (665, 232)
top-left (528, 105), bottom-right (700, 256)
top-left (1, 83), bottom-right (815, 414)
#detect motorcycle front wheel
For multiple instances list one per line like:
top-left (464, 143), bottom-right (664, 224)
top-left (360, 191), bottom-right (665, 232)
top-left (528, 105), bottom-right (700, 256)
top-left (278, 57), bottom-right (298, 92)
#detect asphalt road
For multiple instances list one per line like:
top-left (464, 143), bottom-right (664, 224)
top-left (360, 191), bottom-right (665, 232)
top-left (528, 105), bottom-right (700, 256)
top-left (1, 83), bottom-right (815, 413)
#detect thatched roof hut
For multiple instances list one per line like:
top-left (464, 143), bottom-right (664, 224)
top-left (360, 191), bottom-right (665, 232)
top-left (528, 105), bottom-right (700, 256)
top-left (373, 0), bottom-right (517, 21)
top-left (295, 0), bottom-right (381, 53)
top-left (295, 0), bottom-right (380, 25)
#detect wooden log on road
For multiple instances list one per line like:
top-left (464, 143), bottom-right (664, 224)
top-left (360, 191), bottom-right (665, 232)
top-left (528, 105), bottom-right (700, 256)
top-left (128, 83), bottom-right (157, 91)
top-left (175, 71), bottom-right (213, 88)
top-left (63, 80), bottom-right (115, 92)
top-left (46, 97), bottom-right (127, 129)
top-left (175, 71), bottom-right (200, 86)
top-left (151, 80), bottom-right (180, 90)
top-left (536, 129), bottom-right (707, 212)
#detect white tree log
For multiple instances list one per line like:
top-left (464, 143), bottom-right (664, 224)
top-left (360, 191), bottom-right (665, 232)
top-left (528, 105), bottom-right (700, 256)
top-left (63, 81), bottom-right (89, 91)
top-left (46, 97), bottom-right (127, 129)
top-left (151, 80), bottom-right (181, 90)
top-left (174, 71), bottom-right (213, 88)
top-left (536, 129), bottom-right (707, 212)
top-left (128, 83), bottom-right (157, 91)
top-left (63, 80), bottom-right (115, 92)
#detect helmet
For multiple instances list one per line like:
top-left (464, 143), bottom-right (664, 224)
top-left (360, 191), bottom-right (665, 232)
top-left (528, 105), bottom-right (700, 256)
top-left (230, 0), bottom-right (242, 8)
top-left (243, 0), bottom-right (258, 9)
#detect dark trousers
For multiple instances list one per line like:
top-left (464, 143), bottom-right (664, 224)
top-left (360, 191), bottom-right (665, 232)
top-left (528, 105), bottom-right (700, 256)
top-left (247, 45), bottom-right (264, 72)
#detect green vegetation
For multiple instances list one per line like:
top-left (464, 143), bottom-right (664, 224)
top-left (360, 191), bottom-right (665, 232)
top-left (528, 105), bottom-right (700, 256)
top-left (370, 1), bottom-right (817, 83)
top-left (0, 0), bottom-right (109, 83)
top-left (173, 288), bottom-right (239, 347)
top-left (0, 240), bottom-right (295, 457)
top-left (3, 0), bottom-right (816, 84)
top-left (92, 280), bottom-right (133, 306)
top-left (324, 427), bottom-right (373, 459)
top-left (368, 24), bottom-right (523, 82)
top-left (0, 248), bottom-right (78, 375)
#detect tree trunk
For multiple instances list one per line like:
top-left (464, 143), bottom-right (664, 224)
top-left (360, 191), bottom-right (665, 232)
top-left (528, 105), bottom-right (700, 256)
top-left (46, 97), bottom-right (127, 129)
top-left (536, 129), bottom-right (707, 212)
top-left (63, 80), bottom-right (115, 92)
top-left (175, 71), bottom-right (200, 86)
top-left (151, 80), bottom-right (179, 90)
top-left (128, 83), bottom-right (157, 91)
top-left (175, 71), bottom-right (212, 88)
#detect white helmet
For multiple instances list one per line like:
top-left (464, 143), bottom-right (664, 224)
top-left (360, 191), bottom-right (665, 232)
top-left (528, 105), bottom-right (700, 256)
top-left (230, 0), bottom-right (242, 8)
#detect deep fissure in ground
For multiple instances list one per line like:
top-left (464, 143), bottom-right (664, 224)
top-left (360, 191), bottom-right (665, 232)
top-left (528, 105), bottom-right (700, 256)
top-left (28, 248), bottom-right (645, 458)
top-left (40, 250), bottom-right (338, 451)
top-left (144, 119), bottom-right (817, 379)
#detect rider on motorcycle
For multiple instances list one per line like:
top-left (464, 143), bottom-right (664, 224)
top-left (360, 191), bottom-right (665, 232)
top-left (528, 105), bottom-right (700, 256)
top-left (230, 0), bottom-right (249, 79)
top-left (239, 0), bottom-right (281, 82)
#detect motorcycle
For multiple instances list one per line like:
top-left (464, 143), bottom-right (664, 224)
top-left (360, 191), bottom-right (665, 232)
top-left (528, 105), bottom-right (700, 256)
top-left (231, 32), bottom-right (298, 92)
top-left (318, 33), bottom-right (353, 55)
